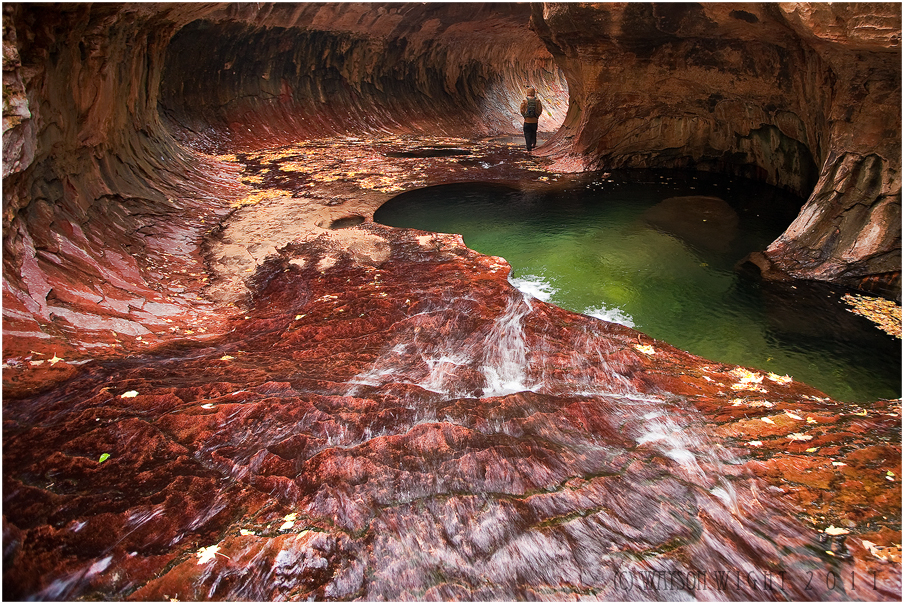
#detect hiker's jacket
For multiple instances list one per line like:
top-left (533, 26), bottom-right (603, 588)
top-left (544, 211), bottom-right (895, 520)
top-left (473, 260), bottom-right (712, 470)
top-left (520, 97), bottom-right (542, 124)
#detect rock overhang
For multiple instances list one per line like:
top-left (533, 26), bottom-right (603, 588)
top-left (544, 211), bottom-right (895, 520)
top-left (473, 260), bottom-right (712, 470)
top-left (1, 2), bottom-right (902, 600)
top-left (158, 3), bottom-right (571, 152)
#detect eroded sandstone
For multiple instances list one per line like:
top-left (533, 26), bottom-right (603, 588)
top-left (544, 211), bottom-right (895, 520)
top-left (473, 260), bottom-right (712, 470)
top-left (3, 221), bottom-right (901, 599)
top-left (530, 2), bottom-right (901, 296)
top-left (2, 2), bottom-right (902, 601)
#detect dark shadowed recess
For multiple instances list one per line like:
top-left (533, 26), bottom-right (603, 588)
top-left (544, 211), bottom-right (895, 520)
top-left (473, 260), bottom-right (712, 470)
top-left (158, 7), bottom-right (570, 154)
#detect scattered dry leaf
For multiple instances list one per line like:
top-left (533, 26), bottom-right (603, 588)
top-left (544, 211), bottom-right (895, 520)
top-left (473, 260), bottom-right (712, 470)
top-left (196, 545), bottom-right (220, 565)
top-left (862, 540), bottom-right (902, 562)
top-left (842, 293), bottom-right (901, 338)
top-left (787, 432), bottom-right (813, 441)
top-left (767, 372), bottom-right (792, 384)
top-left (279, 512), bottom-right (298, 531)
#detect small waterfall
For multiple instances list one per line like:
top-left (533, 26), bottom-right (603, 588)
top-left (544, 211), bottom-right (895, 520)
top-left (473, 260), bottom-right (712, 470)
top-left (336, 281), bottom-right (832, 599)
top-left (345, 277), bottom-right (641, 401)
top-left (480, 292), bottom-right (536, 397)
top-left (344, 288), bottom-right (545, 400)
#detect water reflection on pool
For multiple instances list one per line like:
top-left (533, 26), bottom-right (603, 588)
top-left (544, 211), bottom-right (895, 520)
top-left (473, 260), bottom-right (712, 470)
top-left (374, 171), bottom-right (901, 403)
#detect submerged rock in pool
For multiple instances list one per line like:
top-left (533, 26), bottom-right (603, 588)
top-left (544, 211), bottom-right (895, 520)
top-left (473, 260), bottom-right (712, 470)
top-left (644, 195), bottom-right (740, 252)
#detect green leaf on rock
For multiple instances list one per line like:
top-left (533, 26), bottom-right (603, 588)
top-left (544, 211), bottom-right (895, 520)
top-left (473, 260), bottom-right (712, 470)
top-left (99, 453), bottom-right (110, 464)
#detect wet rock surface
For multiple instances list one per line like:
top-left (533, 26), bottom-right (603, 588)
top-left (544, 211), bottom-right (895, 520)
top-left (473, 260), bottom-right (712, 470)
top-left (3, 222), bottom-right (901, 599)
top-left (2, 2), bottom-right (902, 601)
top-left (4, 138), bottom-right (902, 599)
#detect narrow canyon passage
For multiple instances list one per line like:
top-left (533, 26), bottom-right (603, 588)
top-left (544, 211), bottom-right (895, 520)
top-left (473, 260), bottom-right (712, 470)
top-left (2, 3), bottom-right (901, 601)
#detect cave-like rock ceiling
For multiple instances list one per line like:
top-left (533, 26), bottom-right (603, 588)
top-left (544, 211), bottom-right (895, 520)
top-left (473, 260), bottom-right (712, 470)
top-left (2, 2), bottom-right (901, 601)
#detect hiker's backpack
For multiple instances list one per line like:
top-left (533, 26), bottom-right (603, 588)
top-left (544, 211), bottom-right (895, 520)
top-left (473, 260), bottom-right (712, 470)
top-left (524, 98), bottom-right (538, 118)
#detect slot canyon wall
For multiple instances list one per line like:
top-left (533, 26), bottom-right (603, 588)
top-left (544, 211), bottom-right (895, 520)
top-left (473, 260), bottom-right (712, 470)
top-left (2, 3), bottom-right (902, 600)
top-left (2, 3), bottom-right (248, 365)
top-left (531, 2), bottom-right (901, 297)
top-left (2, 3), bottom-right (901, 362)
top-left (159, 2), bottom-right (570, 151)
top-left (2, 1), bottom-right (571, 360)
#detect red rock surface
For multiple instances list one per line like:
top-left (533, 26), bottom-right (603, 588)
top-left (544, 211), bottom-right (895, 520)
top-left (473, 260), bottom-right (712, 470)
top-left (2, 2), bottom-right (902, 601)
top-left (3, 221), bottom-right (901, 599)
top-left (531, 2), bottom-right (901, 297)
top-left (160, 3), bottom-right (569, 152)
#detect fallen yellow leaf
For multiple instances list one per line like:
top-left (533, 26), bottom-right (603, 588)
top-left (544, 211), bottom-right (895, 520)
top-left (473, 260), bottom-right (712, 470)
top-left (767, 372), bottom-right (792, 384)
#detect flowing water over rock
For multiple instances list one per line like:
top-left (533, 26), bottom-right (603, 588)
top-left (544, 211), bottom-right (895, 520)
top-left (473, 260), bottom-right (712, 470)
top-left (374, 173), bottom-right (902, 403)
top-left (4, 225), bottom-right (900, 600)
top-left (3, 1), bottom-right (900, 599)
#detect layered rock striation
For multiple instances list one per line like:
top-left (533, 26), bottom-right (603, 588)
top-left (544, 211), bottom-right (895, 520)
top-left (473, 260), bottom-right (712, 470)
top-left (531, 2), bottom-right (901, 296)
top-left (2, 2), bottom-right (571, 361)
top-left (2, 3), bottom-right (900, 360)
top-left (159, 2), bottom-right (570, 151)
top-left (2, 2), bottom-right (902, 600)
top-left (2, 3), bottom-right (247, 365)
top-left (3, 225), bottom-right (901, 600)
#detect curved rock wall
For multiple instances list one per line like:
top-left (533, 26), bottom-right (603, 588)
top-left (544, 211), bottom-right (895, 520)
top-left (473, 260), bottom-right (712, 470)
top-left (2, 1), bottom-right (572, 358)
top-left (764, 3), bottom-right (902, 297)
top-left (2, 3), bottom-right (901, 599)
top-left (2, 3), bottom-right (246, 360)
top-left (159, 2), bottom-right (569, 152)
top-left (1, 1), bottom-right (900, 359)
top-left (530, 2), bottom-right (900, 296)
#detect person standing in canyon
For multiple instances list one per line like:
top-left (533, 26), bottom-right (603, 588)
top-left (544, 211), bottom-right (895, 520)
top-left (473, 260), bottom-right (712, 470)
top-left (520, 86), bottom-right (543, 152)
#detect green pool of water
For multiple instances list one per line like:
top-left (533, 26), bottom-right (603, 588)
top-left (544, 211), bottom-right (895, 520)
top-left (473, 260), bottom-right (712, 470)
top-left (374, 171), bottom-right (901, 403)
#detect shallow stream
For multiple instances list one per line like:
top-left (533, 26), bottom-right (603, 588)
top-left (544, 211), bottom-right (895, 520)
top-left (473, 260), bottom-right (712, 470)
top-left (374, 170), bottom-right (901, 403)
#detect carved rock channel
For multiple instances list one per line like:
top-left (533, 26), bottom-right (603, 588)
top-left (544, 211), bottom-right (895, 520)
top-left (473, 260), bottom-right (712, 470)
top-left (2, 2), bottom-right (901, 601)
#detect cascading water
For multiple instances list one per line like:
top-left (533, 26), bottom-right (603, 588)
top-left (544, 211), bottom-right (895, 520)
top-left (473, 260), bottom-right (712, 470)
top-left (5, 1), bottom-right (900, 597)
top-left (4, 222), bottom-right (897, 600)
top-left (373, 175), bottom-right (901, 403)
top-left (331, 274), bottom-right (852, 600)
top-left (345, 281), bottom-right (546, 399)
top-left (481, 291), bottom-right (536, 397)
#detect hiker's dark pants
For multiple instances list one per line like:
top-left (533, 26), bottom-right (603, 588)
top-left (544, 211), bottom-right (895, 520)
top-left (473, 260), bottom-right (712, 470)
top-left (523, 122), bottom-right (538, 151)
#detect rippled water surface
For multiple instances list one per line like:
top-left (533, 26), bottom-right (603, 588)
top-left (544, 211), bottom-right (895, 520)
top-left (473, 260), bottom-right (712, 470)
top-left (375, 171), bottom-right (901, 402)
